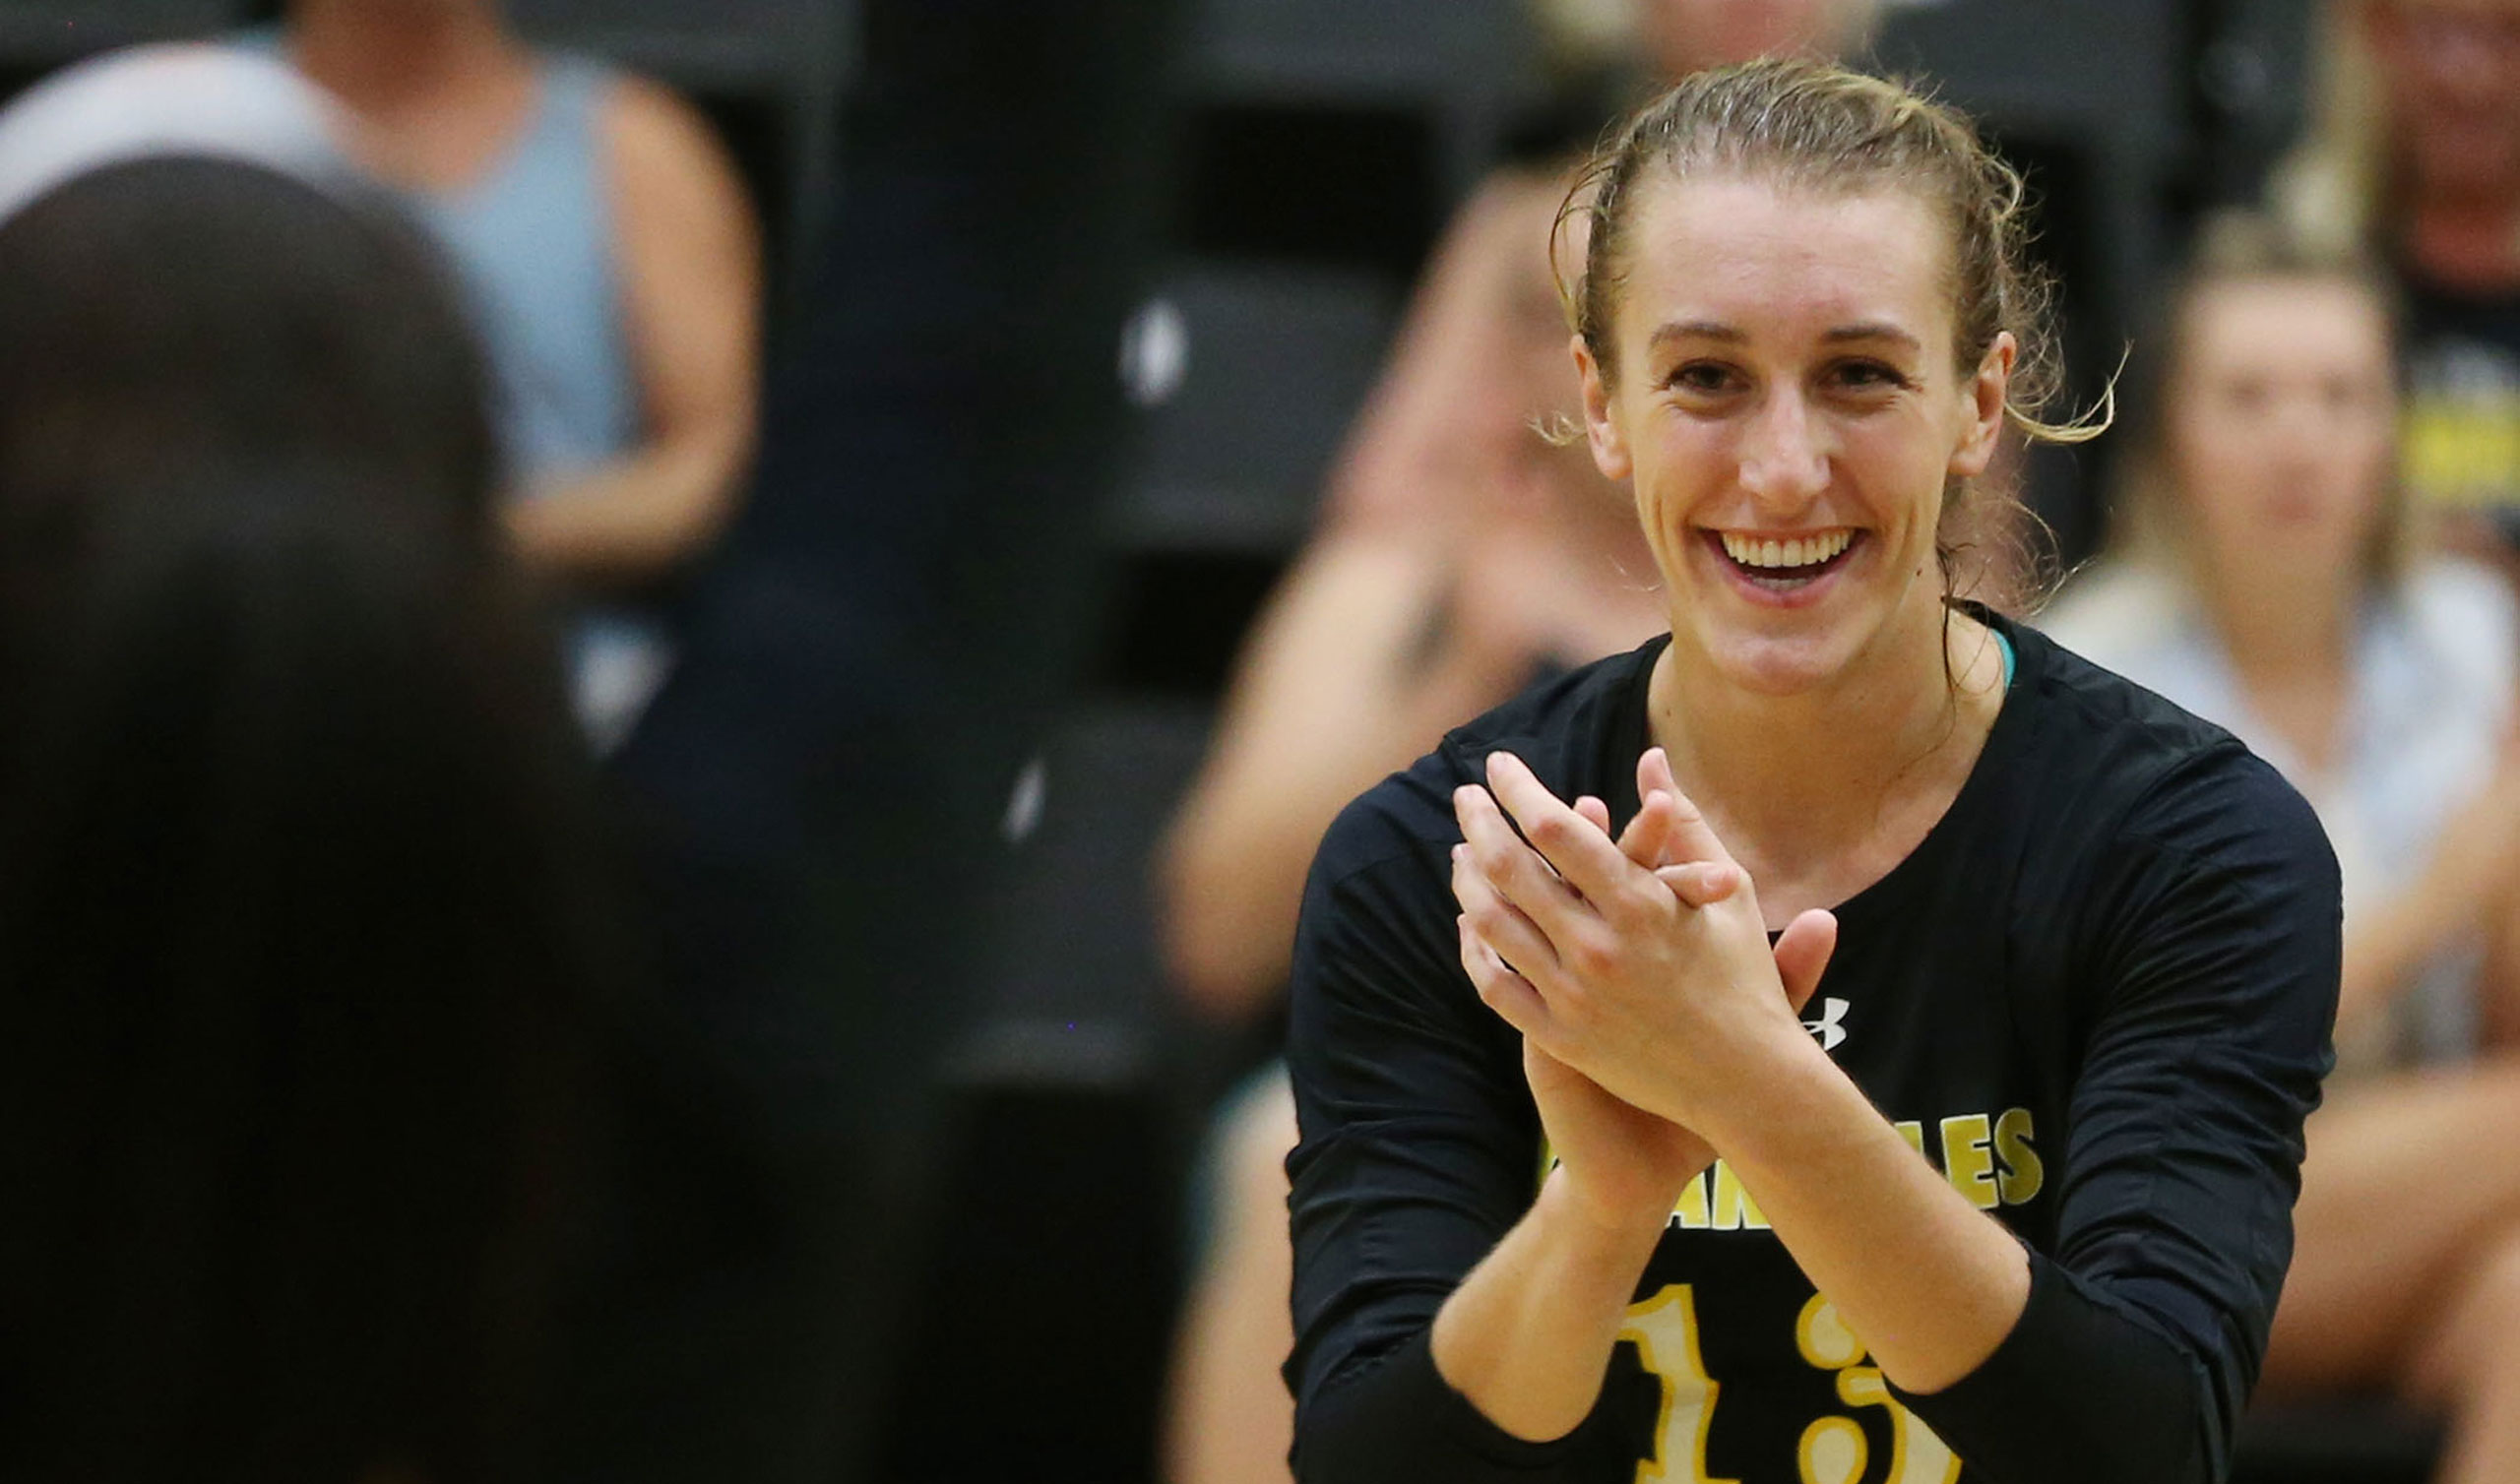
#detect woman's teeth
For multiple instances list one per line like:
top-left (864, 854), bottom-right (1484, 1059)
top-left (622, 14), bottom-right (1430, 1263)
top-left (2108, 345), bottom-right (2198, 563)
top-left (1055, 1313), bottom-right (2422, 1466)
top-left (1719, 529), bottom-right (1853, 571)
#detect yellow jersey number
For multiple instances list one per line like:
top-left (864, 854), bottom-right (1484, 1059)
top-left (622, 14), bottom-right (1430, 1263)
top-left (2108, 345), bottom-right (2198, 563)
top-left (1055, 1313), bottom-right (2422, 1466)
top-left (1619, 1286), bottom-right (1962, 1484)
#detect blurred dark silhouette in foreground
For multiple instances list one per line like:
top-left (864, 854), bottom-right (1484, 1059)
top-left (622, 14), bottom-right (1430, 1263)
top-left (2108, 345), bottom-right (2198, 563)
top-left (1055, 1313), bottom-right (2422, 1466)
top-left (0, 157), bottom-right (623, 1484)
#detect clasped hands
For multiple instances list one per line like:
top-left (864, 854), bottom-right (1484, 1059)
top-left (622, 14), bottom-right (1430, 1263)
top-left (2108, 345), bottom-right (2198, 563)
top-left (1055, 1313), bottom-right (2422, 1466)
top-left (1451, 747), bottom-right (1838, 1229)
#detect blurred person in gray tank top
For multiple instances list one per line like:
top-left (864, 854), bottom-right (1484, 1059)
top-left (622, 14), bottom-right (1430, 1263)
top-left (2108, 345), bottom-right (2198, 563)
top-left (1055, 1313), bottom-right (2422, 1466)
top-left (254, 0), bottom-right (764, 751)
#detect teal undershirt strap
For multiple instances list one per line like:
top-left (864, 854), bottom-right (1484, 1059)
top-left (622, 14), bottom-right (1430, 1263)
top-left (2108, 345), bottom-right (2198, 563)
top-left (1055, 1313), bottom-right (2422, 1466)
top-left (1995, 630), bottom-right (2016, 690)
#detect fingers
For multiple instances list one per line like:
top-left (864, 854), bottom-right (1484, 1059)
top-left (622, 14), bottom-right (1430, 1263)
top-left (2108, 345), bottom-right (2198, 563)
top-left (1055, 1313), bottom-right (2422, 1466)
top-left (1635, 748), bottom-right (1734, 870)
top-left (1620, 780), bottom-right (1739, 911)
top-left (1637, 744), bottom-right (1679, 802)
top-left (1455, 781), bottom-right (1584, 935)
top-left (1655, 860), bottom-right (1743, 909)
top-left (1478, 751), bottom-right (1650, 910)
top-left (1575, 794), bottom-right (1613, 836)
top-left (1617, 789), bottom-right (1674, 869)
top-left (1773, 908), bottom-right (1839, 1015)
top-left (1451, 843), bottom-right (1560, 979)
top-left (1458, 913), bottom-right (1550, 1036)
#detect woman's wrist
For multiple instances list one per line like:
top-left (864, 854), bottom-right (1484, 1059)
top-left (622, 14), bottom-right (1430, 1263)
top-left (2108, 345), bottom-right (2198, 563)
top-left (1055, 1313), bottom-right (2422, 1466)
top-left (1429, 1165), bottom-right (1674, 1443)
top-left (1539, 1161), bottom-right (1682, 1260)
top-left (1683, 1020), bottom-right (1842, 1163)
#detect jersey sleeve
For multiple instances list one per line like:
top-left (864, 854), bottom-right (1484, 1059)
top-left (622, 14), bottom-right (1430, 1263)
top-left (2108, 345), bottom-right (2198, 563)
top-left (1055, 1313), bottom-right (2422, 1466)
top-left (1891, 747), bottom-right (2341, 1484)
top-left (1283, 781), bottom-right (1609, 1483)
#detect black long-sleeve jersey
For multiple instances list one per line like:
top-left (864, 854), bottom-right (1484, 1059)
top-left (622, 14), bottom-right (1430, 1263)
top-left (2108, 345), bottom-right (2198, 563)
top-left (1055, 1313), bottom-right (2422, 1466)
top-left (1284, 613), bottom-right (2340, 1484)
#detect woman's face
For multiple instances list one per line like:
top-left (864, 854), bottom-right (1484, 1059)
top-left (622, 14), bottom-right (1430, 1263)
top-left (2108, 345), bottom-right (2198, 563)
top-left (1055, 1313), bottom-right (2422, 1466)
top-left (1637, 0), bottom-right (1858, 79)
top-left (2368, 0), bottom-right (2520, 204)
top-left (2166, 277), bottom-right (2398, 588)
top-left (1577, 176), bottom-right (2007, 696)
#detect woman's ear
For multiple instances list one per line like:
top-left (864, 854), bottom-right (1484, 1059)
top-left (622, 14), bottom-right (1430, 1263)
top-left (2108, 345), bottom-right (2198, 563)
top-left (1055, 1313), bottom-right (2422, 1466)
top-left (1576, 335), bottom-right (1631, 481)
top-left (1949, 331), bottom-right (2016, 479)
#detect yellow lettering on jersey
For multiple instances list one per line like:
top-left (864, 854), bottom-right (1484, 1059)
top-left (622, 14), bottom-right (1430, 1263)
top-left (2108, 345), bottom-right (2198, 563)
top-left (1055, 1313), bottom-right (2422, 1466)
top-left (1795, 1296), bottom-right (1961, 1484)
top-left (1709, 1160), bottom-right (1770, 1231)
top-left (1621, 1285), bottom-right (1737, 1484)
top-left (1993, 1107), bottom-right (2044, 1206)
top-left (1797, 1417), bottom-right (1868, 1484)
top-left (1938, 1114), bottom-right (1999, 1209)
top-left (1632, 1114), bottom-right (2033, 1236)
top-left (1837, 1367), bottom-right (1963, 1484)
top-left (1671, 1169), bottom-right (1711, 1230)
top-left (1794, 1292), bottom-right (1866, 1372)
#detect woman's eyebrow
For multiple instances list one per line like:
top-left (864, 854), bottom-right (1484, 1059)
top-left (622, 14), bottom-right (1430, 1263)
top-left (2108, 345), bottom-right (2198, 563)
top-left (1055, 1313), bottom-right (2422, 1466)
top-left (1648, 320), bottom-right (1745, 349)
top-left (1823, 323), bottom-right (1924, 351)
top-left (1645, 321), bottom-right (1926, 351)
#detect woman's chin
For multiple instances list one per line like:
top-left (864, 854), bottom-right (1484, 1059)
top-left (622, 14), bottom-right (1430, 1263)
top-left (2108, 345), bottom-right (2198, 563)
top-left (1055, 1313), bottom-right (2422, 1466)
top-left (1689, 627), bottom-right (1857, 698)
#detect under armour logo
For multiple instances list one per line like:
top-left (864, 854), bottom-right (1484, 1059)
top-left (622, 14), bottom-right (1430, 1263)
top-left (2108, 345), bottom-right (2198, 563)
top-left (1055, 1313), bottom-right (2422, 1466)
top-left (1802, 997), bottom-right (1851, 1052)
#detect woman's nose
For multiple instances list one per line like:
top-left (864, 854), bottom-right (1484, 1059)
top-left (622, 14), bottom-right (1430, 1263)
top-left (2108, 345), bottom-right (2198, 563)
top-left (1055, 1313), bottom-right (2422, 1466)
top-left (1737, 389), bottom-right (1831, 508)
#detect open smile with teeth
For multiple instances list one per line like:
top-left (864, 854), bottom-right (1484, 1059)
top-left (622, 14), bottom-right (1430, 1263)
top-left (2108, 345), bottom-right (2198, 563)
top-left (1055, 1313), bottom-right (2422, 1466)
top-left (1714, 528), bottom-right (1858, 588)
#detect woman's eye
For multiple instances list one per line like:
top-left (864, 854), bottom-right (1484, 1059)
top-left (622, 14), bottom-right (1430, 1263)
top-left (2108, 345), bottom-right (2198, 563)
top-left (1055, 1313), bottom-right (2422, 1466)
top-left (1667, 361), bottom-right (1738, 395)
top-left (1832, 360), bottom-right (1911, 392)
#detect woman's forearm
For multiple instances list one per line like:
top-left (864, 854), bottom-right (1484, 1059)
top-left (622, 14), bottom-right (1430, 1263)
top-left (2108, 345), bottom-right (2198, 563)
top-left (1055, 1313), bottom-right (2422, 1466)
top-left (509, 427), bottom-right (751, 587)
top-left (1428, 1168), bottom-right (1670, 1443)
top-left (1696, 1035), bottom-right (2031, 1396)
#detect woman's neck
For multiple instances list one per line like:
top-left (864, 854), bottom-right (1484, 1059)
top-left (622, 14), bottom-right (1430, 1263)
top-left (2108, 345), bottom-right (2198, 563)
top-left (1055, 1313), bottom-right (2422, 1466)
top-left (1646, 592), bottom-right (2004, 898)
top-left (289, 0), bottom-right (519, 113)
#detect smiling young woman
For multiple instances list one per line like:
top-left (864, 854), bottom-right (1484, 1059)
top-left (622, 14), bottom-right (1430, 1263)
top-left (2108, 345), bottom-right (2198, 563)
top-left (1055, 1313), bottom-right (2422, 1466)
top-left (1284, 61), bottom-right (2341, 1484)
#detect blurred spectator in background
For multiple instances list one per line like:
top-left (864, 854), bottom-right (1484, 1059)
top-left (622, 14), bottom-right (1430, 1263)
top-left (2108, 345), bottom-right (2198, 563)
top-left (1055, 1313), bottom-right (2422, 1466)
top-left (2048, 214), bottom-right (2520, 1484)
top-left (1157, 7), bottom-right (1877, 1483)
top-left (259, 0), bottom-right (763, 750)
top-left (2273, 0), bottom-right (2520, 560)
top-left (0, 75), bottom-right (626, 1484)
